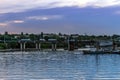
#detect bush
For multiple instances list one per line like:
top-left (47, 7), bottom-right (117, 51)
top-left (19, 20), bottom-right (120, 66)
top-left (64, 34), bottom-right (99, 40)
top-left (0, 43), bottom-right (6, 49)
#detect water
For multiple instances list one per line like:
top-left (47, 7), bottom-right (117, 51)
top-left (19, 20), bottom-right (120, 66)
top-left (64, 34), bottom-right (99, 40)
top-left (0, 51), bottom-right (120, 80)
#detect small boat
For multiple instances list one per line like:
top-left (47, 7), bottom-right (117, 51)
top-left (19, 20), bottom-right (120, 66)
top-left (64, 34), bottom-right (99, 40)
top-left (112, 50), bottom-right (120, 54)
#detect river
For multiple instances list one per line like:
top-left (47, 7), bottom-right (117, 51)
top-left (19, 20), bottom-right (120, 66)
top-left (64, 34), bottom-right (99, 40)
top-left (0, 51), bottom-right (120, 80)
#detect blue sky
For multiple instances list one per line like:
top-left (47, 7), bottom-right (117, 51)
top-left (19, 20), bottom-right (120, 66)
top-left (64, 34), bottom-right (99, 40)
top-left (0, 0), bottom-right (120, 35)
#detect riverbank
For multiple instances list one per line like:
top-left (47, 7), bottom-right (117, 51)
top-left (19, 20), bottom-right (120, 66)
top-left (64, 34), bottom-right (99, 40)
top-left (0, 48), bottom-right (67, 52)
top-left (0, 48), bottom-right (120, 55)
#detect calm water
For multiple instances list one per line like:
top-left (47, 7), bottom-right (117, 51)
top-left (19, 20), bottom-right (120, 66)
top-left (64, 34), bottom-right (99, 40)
top-left (0, 51), bottom-right (120, 80)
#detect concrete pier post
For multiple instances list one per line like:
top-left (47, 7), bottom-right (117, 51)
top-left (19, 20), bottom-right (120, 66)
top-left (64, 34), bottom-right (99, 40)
top-left (36, 43), bottom-right (38, 49)
top-left (20, 43), bottom-right (23, 50)
top-left (55, 44), bottom-right (57, 51)
top-left (23, 42), bottom-right (26, 50)
top-left (68, 41), bottom-right (70, 50)
top-left (52, 44), bottom-right (54, 51)
top-left (96, 41), bottom-right (99, 51)
top-left (39, 43), bottom-right (41, 50)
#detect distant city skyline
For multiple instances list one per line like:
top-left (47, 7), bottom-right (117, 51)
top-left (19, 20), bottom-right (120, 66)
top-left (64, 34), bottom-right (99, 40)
top-left (0, 0), bottom-right (120, 35)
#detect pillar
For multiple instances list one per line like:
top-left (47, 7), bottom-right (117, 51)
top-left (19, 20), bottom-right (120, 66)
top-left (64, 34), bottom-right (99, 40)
top-left (36, 43), bottom-right (38, 49)
top-left (55, 43), bottom-right (57, 51)
top-left (96, 42), bottom-right (100, 51)
top-left (39, 43), bottom-right (41, 50)
top-left (68, 40), bottom-right (70, 50)
top-left (52, 44), bottom-right (54, 51)
top-left (23, 42), bottom-right (26, 50)
top-left (20, 43), bottom-right (23, 50)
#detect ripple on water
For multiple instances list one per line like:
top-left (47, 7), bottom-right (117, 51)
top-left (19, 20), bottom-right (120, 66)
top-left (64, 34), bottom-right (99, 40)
top-left (0, 52), bottom-right (119, 80)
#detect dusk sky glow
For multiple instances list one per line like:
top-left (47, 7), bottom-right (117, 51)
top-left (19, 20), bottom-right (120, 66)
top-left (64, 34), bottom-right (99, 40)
top-left (0, 0), bottom-right (120, 35)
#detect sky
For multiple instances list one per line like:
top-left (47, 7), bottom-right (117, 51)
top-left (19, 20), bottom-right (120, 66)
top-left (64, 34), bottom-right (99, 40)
top-left (0, 0), bottom-right (120, 35)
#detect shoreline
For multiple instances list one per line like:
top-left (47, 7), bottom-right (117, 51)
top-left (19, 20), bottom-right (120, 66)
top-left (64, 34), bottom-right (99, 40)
top-left (0, 49), bottom-right (120, 55)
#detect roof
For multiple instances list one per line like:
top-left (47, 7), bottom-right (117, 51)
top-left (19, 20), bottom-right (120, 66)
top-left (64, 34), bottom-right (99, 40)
top-left (48, 39), bottom-right (57, 42)
top-left (20, 39), bottom-right (31, 42)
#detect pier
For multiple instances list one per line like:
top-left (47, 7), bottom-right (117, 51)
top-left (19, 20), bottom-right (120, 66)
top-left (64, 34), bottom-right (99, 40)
top-left (19, 39), bottom-right (32, 51)
top-left (48, 39), bottom-right (57, 51)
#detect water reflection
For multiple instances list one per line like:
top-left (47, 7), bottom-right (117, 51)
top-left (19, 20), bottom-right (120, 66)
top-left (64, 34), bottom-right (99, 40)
top-left (0, 52), bottom-right (120, 80)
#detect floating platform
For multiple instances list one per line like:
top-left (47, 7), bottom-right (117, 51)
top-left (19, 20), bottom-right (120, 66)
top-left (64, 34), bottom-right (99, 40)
top-left (83, 51), bottom-right (120, 54)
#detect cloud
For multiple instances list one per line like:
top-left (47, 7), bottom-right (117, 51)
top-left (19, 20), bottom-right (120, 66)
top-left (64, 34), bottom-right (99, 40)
top-left (12, 20), bottom-right (24, 23)
top-left (0, 0), bottom-right (120, 14)
top-left (0, 20), bottom-right (24, 27)
top-left (7, 20), bottom-right (24, 24)
top-left (27, 15), bottom-right (63, 20)
top-left (0, 23), bottom-right (7, 27)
